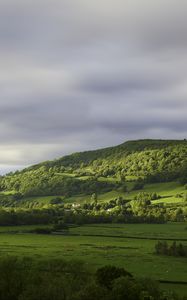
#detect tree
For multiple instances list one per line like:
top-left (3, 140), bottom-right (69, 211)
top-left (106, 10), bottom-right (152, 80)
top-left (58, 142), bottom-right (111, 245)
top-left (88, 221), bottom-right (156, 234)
top-left (95, 265), bottom-right (132, 289)
top-left (50, 197), bottom-right (63, 205)
top-left (12, 192), bottom-right (23, 201)
top-left (91, 193), bottom-right (98, 204)
top-left (116, 197), bottom-right (125, 207)
top-left (110, 277), bottom-right (142, 300)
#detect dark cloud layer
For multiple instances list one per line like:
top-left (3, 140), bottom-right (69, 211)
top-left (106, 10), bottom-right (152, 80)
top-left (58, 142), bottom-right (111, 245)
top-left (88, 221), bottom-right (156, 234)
top-left (0, 0), bottom-right (187, 173)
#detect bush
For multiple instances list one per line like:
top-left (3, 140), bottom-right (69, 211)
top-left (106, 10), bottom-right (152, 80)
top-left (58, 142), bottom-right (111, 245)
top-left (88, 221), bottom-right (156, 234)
top-left (0, 257), bottom-right (183, 300)
top-left (53, 221), bottom-right (69, 231)
top-left (95, 265), bottom-right (132, 289)
top-left (31, 227), bottom-right (52, 234)
top-left (155, 241), bottom-right (187, 257)
top-left (50, 197), bottom-right (63, 205)
top-left (12, 193), bottom-right (23, 201)
top-left (132, 182), bottom-right (144, 191)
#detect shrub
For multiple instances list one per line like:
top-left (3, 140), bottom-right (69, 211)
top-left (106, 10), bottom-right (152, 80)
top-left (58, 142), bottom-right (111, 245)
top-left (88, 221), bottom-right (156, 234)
top-left (155, 241), bottom-right (187, 257)
top-left (95, 265), bottom-right (132, 289)
top-left (50, 197), bottom-right (63, 205)
top-left (31, 227), bottom-right (52, 234)
top-left (132, 182), bottom-right (144, 191)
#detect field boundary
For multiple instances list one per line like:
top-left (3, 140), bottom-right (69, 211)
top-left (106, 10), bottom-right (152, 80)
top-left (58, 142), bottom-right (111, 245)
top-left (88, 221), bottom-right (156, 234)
top-left (67, 233), bottom-right (187, 242)
top-left (159, 280), bottom-right (187, 285)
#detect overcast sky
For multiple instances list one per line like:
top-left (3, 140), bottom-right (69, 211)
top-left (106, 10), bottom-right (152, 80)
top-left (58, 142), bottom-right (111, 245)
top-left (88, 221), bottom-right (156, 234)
top-left (0, 0), bottom-right (187, 173)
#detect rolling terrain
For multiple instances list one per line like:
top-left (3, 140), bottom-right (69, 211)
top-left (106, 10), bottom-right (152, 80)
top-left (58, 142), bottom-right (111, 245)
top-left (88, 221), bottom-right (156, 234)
top-left (0, 139), bottom-right (187, 200)
top-left (0, 223), bottom-right (186, 296)
top-left (0, 139), bottom-right (186, 297)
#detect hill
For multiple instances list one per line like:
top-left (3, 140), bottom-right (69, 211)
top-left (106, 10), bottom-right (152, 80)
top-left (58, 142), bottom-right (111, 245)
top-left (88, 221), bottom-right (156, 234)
top-left (21, 138), bottom-right (187, 171)
top-left (0, 139), bottom-right (187, 197)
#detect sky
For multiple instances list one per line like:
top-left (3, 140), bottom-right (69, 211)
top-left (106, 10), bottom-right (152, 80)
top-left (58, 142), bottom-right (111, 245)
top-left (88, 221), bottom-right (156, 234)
top-left (0, 0), bottom-right (187, 174)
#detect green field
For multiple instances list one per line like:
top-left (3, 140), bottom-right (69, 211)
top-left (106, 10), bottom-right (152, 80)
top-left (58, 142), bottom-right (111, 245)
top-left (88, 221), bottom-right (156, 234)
top-left (54, 180), bottom-right (186, 205)
top-left (64, 180), bottom-right (186, 206)
top-left (6, 180), bottom-right (183, 208)
top-left (0, 177), bottom-right (186, 295)
top-left (0, 222), bottom-right (186, 295)
top-left (0, 180), bottom-right (185, 210)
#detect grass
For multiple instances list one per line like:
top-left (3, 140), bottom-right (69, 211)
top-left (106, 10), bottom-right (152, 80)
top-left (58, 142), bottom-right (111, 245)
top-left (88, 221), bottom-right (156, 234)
top-left (76, 175), bottom-right (92, 180)
top-left (64, 181), bottom-right (186, 205)
top-left (9, 195), bottom-right (65, 208)
top-left (98, 176), bottom-right (120, 183)
top-left (37, 183), bottom-right (185, 207)
top-left (0, 181), bottom-right (186, 209)
top-left (0, 222), bottom-right (186, 295)
top-left (69, 223), bottom-right (187, 240)
top-left (123, 181), bottom-right (186, 205)
top-left (0, 190), bottom-right (16, 195)
top-left (55, 172), bottom-right (76, 177)
top-left (0, 224), bottom-right (52, 233)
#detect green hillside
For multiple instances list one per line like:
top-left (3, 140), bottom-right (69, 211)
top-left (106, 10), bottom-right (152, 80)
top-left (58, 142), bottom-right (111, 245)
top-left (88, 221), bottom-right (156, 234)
top-left (20, 139), bottom-right (187, 175)
top-left (0, 139), bottom-right (186, 198)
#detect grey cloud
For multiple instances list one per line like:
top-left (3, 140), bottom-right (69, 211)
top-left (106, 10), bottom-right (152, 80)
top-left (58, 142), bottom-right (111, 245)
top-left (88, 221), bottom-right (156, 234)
top-left (78, 73), bottom-right (178, 94)
top-left (0, 0), bottom-right (186, 172)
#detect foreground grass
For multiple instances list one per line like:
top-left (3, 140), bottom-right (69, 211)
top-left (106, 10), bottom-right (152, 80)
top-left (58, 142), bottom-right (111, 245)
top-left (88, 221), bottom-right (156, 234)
top-left (0, 222), bottom-right (186, 295)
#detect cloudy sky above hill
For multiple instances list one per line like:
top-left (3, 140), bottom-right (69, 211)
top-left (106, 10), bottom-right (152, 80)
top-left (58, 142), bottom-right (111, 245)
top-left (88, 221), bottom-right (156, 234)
top-left (0, 0), bottom-right (187, 173)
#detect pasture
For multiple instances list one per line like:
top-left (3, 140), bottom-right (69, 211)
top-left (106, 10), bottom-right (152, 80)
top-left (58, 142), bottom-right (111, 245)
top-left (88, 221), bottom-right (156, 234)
top-left (0, 180), bottom-right (185, 209)
top-left (0, 222), bottom-right (186, 295)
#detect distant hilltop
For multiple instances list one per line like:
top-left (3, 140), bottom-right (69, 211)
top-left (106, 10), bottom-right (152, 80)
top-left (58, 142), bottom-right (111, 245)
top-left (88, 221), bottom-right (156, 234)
top-left (0, 139), bottom-right (186, 198)
top-left (22, 138), bottom-right (187, 172)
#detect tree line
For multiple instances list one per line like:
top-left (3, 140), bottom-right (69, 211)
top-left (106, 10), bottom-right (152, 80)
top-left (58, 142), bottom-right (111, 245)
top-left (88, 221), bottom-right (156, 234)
top-left (155, 241), bottom-right (187, 257)
top-left (0, 200), bottom-right (185, 226)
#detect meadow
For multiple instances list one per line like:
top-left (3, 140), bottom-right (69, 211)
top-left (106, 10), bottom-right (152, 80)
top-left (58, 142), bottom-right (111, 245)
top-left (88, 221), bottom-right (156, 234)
top-left (0, 222), bottom-right (186, 296)
top-left (61, 178), bottom-right (186, 205)
top-left (3, 180), bottom-right (185, 208)
top-left (0, 174), bottom-right (186, 296)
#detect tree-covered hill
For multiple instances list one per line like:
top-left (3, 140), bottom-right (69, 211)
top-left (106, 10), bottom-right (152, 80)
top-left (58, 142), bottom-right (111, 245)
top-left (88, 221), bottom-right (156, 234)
top-left (20, 139), bottom-right (187, 171)
top-left (1, 139), bottom-right (187, 197)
